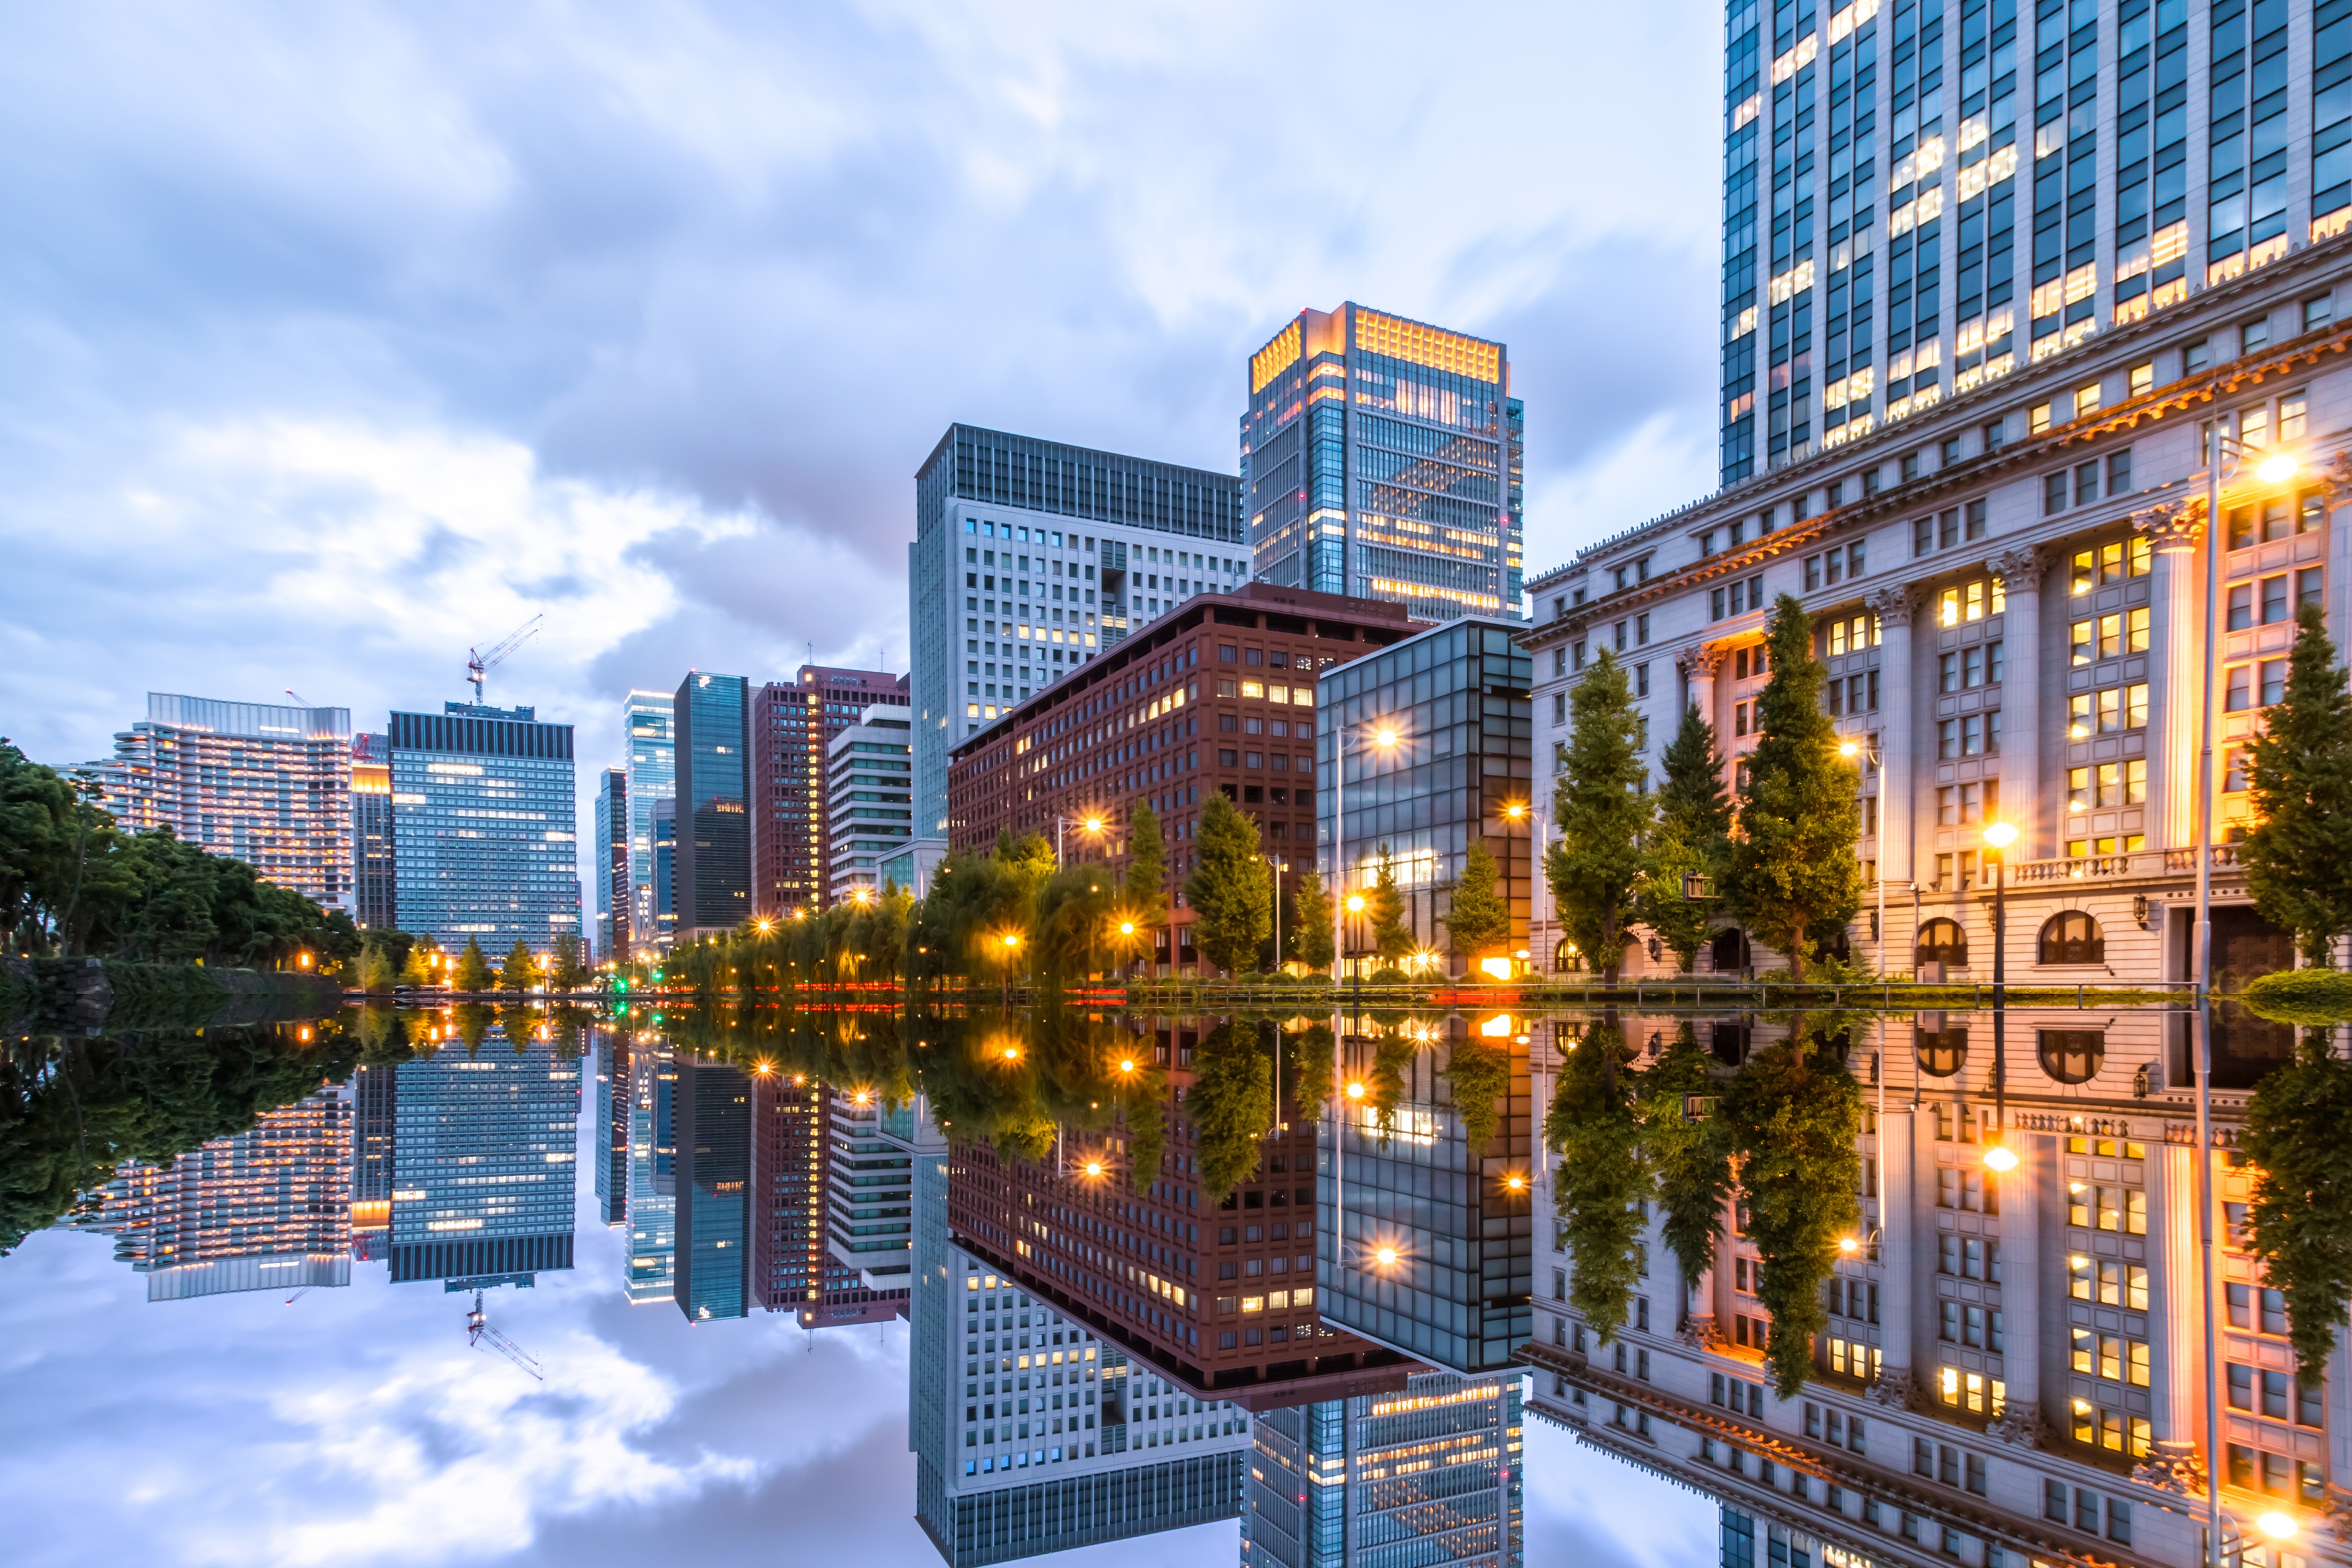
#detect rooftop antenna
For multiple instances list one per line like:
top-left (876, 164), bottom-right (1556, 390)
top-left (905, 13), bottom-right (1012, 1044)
top-left (466, 615), bottom-right (543, 704)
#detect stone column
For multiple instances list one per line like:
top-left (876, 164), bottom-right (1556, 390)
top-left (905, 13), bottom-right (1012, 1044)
top-left (1863, 587), bottom-right (1920, 886)
top-left (1987, 548), bottom-right (2046, 859)
top-left (2136, 502), bottom-right (2206, 851)
top-left (1989, 1130), bottom-right (2046, 1442)
top-left (1871, 1108), bottom-right (1918, 1404)
top-left (2136, 1139), bottom-right (2212, 1496)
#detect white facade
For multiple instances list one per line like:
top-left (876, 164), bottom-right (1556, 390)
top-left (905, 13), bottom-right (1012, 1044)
top-left (825, 704), bottom-right (914, 904)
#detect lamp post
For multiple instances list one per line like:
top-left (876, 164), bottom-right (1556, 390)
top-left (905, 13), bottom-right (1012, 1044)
top-left (1980, 820), bottom-right (2018, 1179)
top-left (1841, 735), bottom-right (1894, 1134)
top-left (1330, 723), bottom-right (1401, 983)
top-left (1054, 813), bottom-right (1107, 866)
top-left (1260, 854), bottom-right (1286, 974)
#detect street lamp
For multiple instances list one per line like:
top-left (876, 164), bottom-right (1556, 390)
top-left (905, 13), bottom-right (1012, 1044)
top-left (1261, 854), bottom-right (1287, 974)
top-left (1331, 723), bottom-right (1403, 981)
top-left (1053, 813), bottom-right (1107, 865)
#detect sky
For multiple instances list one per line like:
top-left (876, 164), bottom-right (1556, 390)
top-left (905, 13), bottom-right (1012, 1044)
top-left (0, 0), bottom-right (1727, 892)
top-left (0, 1065), bottom-right (1722, 1568)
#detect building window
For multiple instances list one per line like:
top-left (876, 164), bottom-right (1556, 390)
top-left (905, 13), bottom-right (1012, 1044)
top-left (2038, 1030), bottom-right (2105, 1085)
top-left (1917, 918), bottom-right (1968, 968)
top-left (2040, 913), bottom-right (2105, 965)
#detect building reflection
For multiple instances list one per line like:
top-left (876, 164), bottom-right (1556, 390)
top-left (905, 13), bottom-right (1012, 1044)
top-left (1518, 1006), bottom-right (2344, 1568)
top-left (385, 1031), bottom-right (579, 1290)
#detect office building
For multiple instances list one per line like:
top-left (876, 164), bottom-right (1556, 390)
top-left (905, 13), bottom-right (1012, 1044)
top-left (752, 664), bottom-right (910, 918)
top-left (673, 1054), bottom-right (751, 1322)
top-left (622, 690), bottom-right (674, 957)
top-left (1244, 304), bottom-right (1524, 623)
top-left (827, 704), bottom-right (916, 903)
top-left (1315, 616), bottom-right (1536, 978)
top-left (910, 1114), bottom-right (1252, 1566)
top-left (754, 1076), bottom-right (910, 1327)
top-left (910, 423), bottom-right (1251, 838)
top-left (86, 1083), bottom-right (351, 1302)
top-left (386, 1039), bottom-right (579, 1287)
top-left (1242, 1371), bottom-right (1525, 1568)
top-left (627, 1040), bottom-right (678, 1305)
top-left (351, 732), bottom-right (395, 929)
top-left (83, 692), bottom-right (353, 908)
top-left (595, 1031), bottom-right (628, 1229)
top-left (595, 766), bottom-right (627, 963)
top-left (349, 1062), bottom-right (396, 1261)
top-left (878, 836), bottom-right (949, 898)
top-left (1714, 0), bottom-right (2352, 488)
top-left (651, 796), bottom-right (677, 951)
top-left (946, 584), bottom-right (1411, 974)
top-left (386, 701), bottom-right (579, 956)
top-left (672, 672), bottom-right (750, 941)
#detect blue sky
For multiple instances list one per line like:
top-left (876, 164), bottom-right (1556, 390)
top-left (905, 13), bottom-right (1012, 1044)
top-left (0, 1073), bottom-right (1719, 1567)
top-left (0, 0), bottom-right (1726, 886)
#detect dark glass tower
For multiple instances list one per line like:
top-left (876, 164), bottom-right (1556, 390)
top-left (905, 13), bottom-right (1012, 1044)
top-left (672, 672), bottom-right (750, 940)
top-left (673, 1055), bottom-right (751, 1322)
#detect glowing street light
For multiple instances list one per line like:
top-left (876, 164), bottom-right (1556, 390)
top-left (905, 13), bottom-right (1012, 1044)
top-left (1083, 1159), bottom-right (1104, 1178)
top-left (1981, 1144), bottom-right (2020, 1173)
top-left (2257, 1512), bottom-right (2300, 1542)
top-left (1344, 1081), bottom-right (1365, 1100)
top-left (1373, 1245), bottom-right (1399, 1267)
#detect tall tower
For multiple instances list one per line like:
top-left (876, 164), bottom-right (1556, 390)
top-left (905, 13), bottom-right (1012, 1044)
top-left (594, 766), bottom-right (628, 962)
top-left (386, 701), bottom-right (579, 955)
top-left (751, 663), bottom-right (909, 918)
top-left (671, 672), bottom-right (750, 942)
top-left (1243, 304), bottom-right (1522, 623)
top-left (622, 690), bottom-right (674, 957)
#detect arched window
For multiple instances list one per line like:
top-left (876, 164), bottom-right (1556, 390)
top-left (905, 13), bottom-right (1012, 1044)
top-left (2038, 1029), bottom-right (2105, 1084)
top-left (1916, 1027), bottom-right (1969, 1077)
top-left (1555, 938), bottom-right (1585, 973)
top-left (1917, 918), bottom-right (1969, 968)
top-left (2039, 911), bottom-right (2105, 965)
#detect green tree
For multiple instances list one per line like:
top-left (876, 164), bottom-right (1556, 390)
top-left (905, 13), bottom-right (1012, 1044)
top-left (548, 932), bottom-right (586, 990)
top-left (2244, 605), bottom-right (2352, 965)
top-left (453, 937), bottom-right (494, 993)
top-left (498, 940), bottom-right (537, 991)
top-left (1440, 1036), bottom-right (1511, 1148)
top-left (400, 937), bottom-right (443, 987)
top-left (1125, 801), bottom-right (1167, 927)
top-left (1544, 1024), bottom-right (1649, 1343)
top-left (1186, 793), bottom-right (1271, 974)
top-left (1190, 1022), bottom-right (1274, 1204)
top-left (358, 944), bottom-right (396, 992)
top-left (2242, 1028), bottom-right (2352, 1381)
top-left (1287, 867), bottom-right (1336, 972)
top-left (1718, 1033), bottom-right (1863, 1397)
top-left (1547, 650), bottom-right (1651, 982)
top-left (1366, 846), bottom-right (1411, 961)
top-left (1721, 595), bottom-right (1864, 981)
top-left (1441, 839), bottom-right (1510, 968)
top-left (1632, 707), bottom-right (1733, 971)
top-left (1634, 1023), bottom-right (1734, 1289)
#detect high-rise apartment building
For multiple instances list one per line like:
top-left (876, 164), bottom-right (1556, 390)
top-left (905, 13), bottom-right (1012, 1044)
top-left (1243, 305), bottom-right (1524, 623)
top-left (910, 423), bottom-right (1251, 836)
top-left (1242, 1373), bottom-right (1525, 1568)
top-left (909, 1119), bottom-right (1252, 1567)
top-left (750, 664), bottom-right (909, 918)
top-left (673, 1054), bottom-right (751, 1322)
top-left (622, 690), bottom-right (674, 957)
top-left (350, 732), bottom-right (395, 929)
top-left (594, 766), bottom-right (627, 963)
top-left (672, 672), bottom-right (750, 941)
top-left (386, 1039), bottom-right (579, 1287)
top-left (1714, 0), bottom-right (2352, 484)
top-left (87, 1084), bottom-right (352, 1302)
top-left (826, 704), bottom-right (915, 903)
top-left (386, 701), bottom-right (579, 955)
top-left (84, 693), bottom-right (353, 908)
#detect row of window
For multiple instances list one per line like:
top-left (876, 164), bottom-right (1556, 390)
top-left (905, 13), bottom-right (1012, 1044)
top-left (2067, 759), bottom-right (2152, 812)
top-left (2043, 451), bottom-right (2136, 515)
top-left (2226, 567), bottom-right (2324, 629)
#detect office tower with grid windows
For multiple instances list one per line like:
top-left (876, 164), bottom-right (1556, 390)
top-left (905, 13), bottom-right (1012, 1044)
top-left (826, 704), bottom-right (915, 903)
top-left (622, 690), bottom-right (674, 957)
top-left (627, 1041), bottom-right (678, 1305)
top-left (674, 1054), bottom-right (751, 1322)
top-left (1241, 1373), bottom-right (1525, 1568)
top-left (83, 693), bottom-right (353, 909)
top-left (350, 732), bottom-right (395, 929)
top-left (1243, 305), bottom-right (1524, 624)
top-left (672, 671), bottom-right (750, 941)
top-left (386, 1039), bottom-right (579, 1287)
top-left (910, 424), bottom-right (1250, 837)
top-left (386, 701), bottom-right (579, 955)
top-left (594, 767), bottom-right (627, 963)
top-left (350, 1063), bottom-right (396, 1262)
top-left (1716, 0), bottom-right (2352, 485)
top-left (752, 665), bottom-right (909, 918)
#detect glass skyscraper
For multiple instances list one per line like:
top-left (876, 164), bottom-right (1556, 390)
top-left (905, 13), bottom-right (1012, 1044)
top-left (622, 690), bottom-right (674, 957)
top-left (386, 701), bottom-right (579, 954)
top-left (1716, 0), bottom-right (2352, 483)
top-left (1243, 305), bottom-right (1524, 623)
top-left (386, 1039), bottom-right (579, 1287)
top-left (594, 766), bottom-right (627, 962)
top-left (909, 423), bottom-right (1249, 836)
top-left (626, 1041), bottom-right (677, 1306)
top-left (672, 671), bottom-right (750, 941)
top-left (350, 733), bottom-right (396, 930)
top-left (673, 1055), bottom-right (750, 1322)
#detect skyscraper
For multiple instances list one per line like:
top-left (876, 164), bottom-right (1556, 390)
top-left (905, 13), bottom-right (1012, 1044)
top-left (1243, 305), bottom-right (1523, 623)
top-left (350, 732), bottom-right (396, 930)
top-left (672, 671), bottom-right (750, 941)
top-left (673, 1054), bottom-right (750, 1322)
top-left (750, 663), bottom-right (909, 918)
top-left (752, 1076), bottom-right (908, 1327)
top-left (651, 797), bottom-right (677, 949)
top-left (826, 704), bottom-right (915, 903)
top-left (386, 701), bottom-right (580, 955)
top-left (386, 1039), bottom-right (579, 1287)
top-left (1242, 1373), bottom-right (1525, 1568)
top-left (626, 1040), bottom-right (678, 1305)
top-left (349, 1062), bottom-right (396, 1262)
top-left (910, 424), bottom-right (1250, 835)
top-left (595, 1031), bottom-right (628, 1229)
top-left (83, 693), bottom-right (353, 908)
top-left (594, 766), bottom-right (628, 962)
top-left (622, 690), bottom-right (674, 957)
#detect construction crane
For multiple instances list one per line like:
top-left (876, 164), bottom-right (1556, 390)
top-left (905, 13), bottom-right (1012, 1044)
top-left (466, 614), bottom-right (543, 704)
top-left (466, 1289), bottom-right (544, 1381)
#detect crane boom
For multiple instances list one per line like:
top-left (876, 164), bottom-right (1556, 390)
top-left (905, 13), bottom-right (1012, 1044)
top-left (465, 1289), bottom-right (545, 1381)
top-left (466, 615), bottom-right (543, 703)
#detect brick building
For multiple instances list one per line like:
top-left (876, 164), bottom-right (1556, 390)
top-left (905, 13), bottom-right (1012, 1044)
top-left (752, 663), bottom-right (909, 918)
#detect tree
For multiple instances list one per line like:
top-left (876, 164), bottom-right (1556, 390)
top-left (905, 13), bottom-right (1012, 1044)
top-left (2244, 605), bottom-right (2352, 965)
top-left (1633, 707), bottom-right (1733, 971)
top-left (1366, 846), bottom-right (1411, 961)
top-left (1721, 595), bottom-right (1865, 981)
top-left (2242, 1028), bottom-right (2352, 1382)
top-left (358, 945), bottom-right (396, 992)
top-left (1190, 1022), bottom-right (1274, 1204)
top-left (1287, 867), bottom-right (1336, 973)
top-left (453, 937), bottom-right (494, 993)
top-left (1547, 650), bottom-right (1651, 982)
top-left (400, 937), bottom-right (443, 987)
top-left (1188, 792), bottom-right (1271, 973)
top-left (1441, 839), bottom-right (1510, 968)
top-left (548, 932), bottom-right (586, 990)
top-left (1441, 1036), bottom-right (1511, 1148)
top-left (497, 940), bottom-right (537, 991)
top-left (1123, 802), bottom-right (1168, 971)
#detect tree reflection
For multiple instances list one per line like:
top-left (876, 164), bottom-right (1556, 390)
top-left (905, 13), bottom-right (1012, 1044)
top-left (1544, 1022), bottom-right (1648, 1344)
